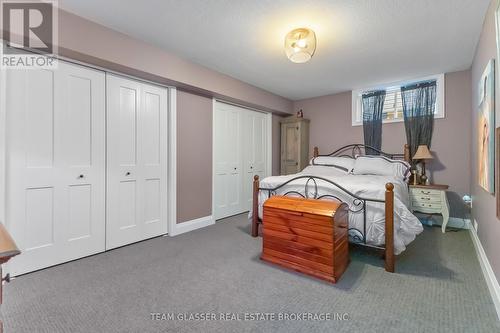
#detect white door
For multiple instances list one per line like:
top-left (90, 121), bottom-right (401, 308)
top-left (242, 110), bottom-right (267, 210)
top-left (213, 103), bottom-right (243, 220)
top-left (214, 102), bottom-right (269, 220)
top-left (106, 75), bottom-right (167, 249)
top-left (5, 61), bottom-right (106, 276)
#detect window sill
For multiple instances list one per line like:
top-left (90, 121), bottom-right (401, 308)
top-left (352, 114), bottom-right (445, 127)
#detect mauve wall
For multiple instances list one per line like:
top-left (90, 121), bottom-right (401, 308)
top-left (176, 91), bottom-right (213, 223)
top-left (293, 70), bottom-right (472, 217)
top-left (42, 9), bottom-right (293, 115)
top-left (470, 0), bottom-right (500, 281)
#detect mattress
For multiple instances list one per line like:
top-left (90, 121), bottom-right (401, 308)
top-left (254, 165), bottom-right (423, 255)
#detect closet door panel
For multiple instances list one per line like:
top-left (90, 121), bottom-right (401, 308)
top-left (226, 109), bottom-right (242, 212)
top-left (252, 113), bottom-right (267, 175)
top-left (242, 111), bottom-right (253, 209)
top-left (142, 91), bottom-right (161, 165)
top-left (214, 102), bottom-right (268, 219)
top-left (19, 68), bottom-right (59, 270)
top-left (213, 103), bottom-right (243, 219)
top-left (106, 76), bottom-right (142, 249)
top-left (242, 111), bottom-right (267, 210)
top-left (106, 75), bottom-right (167, 249)
top-left (25, 70), bottom-right (55, 168)
top-left (57, 62), bottom-right (106, 259)
top-left (118, 86), bottom-right (139, 166)
top-left (5, 61), bottom-right (106, 276)
top-left (118, 181), bottom-right (138, 229)
top-left (66, 75), bottom-right (92, 166)
top-left (67, 184), bottom-right (93, 241)
top-left (213, 108), bottom-right (229, 218)
top-left (140, 84), bottom-right (167, 238)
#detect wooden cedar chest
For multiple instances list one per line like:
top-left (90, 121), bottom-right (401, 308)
top-left (261, 196), bottom-right (349, 283)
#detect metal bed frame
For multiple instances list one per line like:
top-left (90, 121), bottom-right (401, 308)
top-left (251, 143), bottom-right (411, 273)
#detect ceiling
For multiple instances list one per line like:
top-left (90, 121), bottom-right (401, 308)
top-left (59, 0), bottom-right (490, 100)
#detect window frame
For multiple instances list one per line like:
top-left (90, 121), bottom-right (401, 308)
top-left (351, 73), bottom-right (445, 126)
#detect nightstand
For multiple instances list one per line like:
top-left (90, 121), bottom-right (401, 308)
top-left (409, 184), bottom-right (450, 233)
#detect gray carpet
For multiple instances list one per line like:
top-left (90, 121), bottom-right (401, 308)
top-left (3, 214), bottom-right (499, 333)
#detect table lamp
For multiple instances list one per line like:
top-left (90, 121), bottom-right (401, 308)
top-left (0, 223), bottom-right (20, 264)
top-left (0, 222), bottom-right (20, 323)
top-left (412, 145), bottom-right (433, 185)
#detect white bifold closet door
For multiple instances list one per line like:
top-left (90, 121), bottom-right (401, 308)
top-left (5, 62), bottom-right (106, 276)
top-left (242, 110), bottom-right (267, 210)
top-left (214, 102), bottom-right (268, 220)
top-left (106, 75), bottom-right (168, 250)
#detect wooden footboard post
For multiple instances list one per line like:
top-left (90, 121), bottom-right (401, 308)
top-left (385, 183), bottom-right (395, 273)
top-left (313, 146), bottom-right (319, 158)
top-left (252, 175), bottom-right (260, 237)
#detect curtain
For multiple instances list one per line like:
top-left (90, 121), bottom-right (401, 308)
top-left (362, 90), bottom-right (386, 155)
top-left (401, 80), bottom-right (437, 159)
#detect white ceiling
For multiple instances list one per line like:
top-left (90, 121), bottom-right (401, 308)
top-left (59, 0), bottom-right (490, 100)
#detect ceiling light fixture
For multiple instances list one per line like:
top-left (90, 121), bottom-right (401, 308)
top-left (284, 28), bottom-right (316, 63)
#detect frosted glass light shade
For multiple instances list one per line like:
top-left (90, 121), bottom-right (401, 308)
top-left (284, 28), bottom-right (316, 63)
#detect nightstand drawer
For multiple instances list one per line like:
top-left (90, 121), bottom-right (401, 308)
top-left (412, 195), bottom-right (441, 204)
top-left (410, 188), bottom-right (441, 198)
top-left (412, 201), bottom-right (442, 210)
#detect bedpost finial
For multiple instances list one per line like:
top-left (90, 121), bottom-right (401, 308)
top-left (254, 175), bottom-right (259, 181)
top-left (386, 183), bottom-right (394, 191)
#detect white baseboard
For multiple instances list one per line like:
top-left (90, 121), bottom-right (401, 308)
top-left (447, 217), bottom-right (471, 229)
top-left (415, 214), bottom-right (470, 229)
top-left (169, 215), bottom-right (214, 236)
top-left (469, 228), bottom-right (500, 320)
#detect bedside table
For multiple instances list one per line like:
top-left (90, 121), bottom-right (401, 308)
top-left (409, 184), bottom-right (450, 233)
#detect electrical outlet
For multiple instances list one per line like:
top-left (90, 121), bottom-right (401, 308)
top-left (473, 219), bottom-right (478, 232)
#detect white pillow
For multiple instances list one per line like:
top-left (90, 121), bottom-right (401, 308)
top-left (352, 156), bottom-right (410, 179)
top-left (310, 156), bottom-right (355, 172)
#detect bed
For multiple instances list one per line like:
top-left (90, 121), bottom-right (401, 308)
top-left (251, 144), bottom-right (424, 272)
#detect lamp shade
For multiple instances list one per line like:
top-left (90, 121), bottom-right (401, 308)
top-left (284, 28), bottom-right (316, 63)
top-left (0, 223), bottom-right (20, 262)
top-left (412, 145), bottom-right (433, 160)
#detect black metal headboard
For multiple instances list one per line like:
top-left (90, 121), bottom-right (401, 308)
top-left (318, 144), bottom-right (406, 160)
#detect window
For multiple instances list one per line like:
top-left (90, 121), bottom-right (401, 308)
top-left (351, 74), bottom-right (445, 126)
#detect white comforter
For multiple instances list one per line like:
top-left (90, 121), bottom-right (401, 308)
top-left (256, 165), bottom-right (423, 255)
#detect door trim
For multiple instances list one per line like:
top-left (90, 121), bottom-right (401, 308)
top-left (167, 87), bottom-right (177, 236)
top-left (211, 98), bottom-right (217, 221)
top-left (0, 66), bottom-right (6, 227)
top-left (212, 99), bottom-right (272, 221)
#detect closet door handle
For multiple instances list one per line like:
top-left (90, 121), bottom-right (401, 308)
top-left (125, 172), bottom-right (131, 176)
top-left (78, 174), bottom-right (84, 179)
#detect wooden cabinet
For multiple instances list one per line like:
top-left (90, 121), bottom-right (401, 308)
top-left (280, 117), bottom-right (310, 175)
top-left (261, 196), bottom-right (349, 283)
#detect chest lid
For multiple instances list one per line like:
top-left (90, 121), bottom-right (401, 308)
top-left (263, 196), bottom-right (345, 217)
